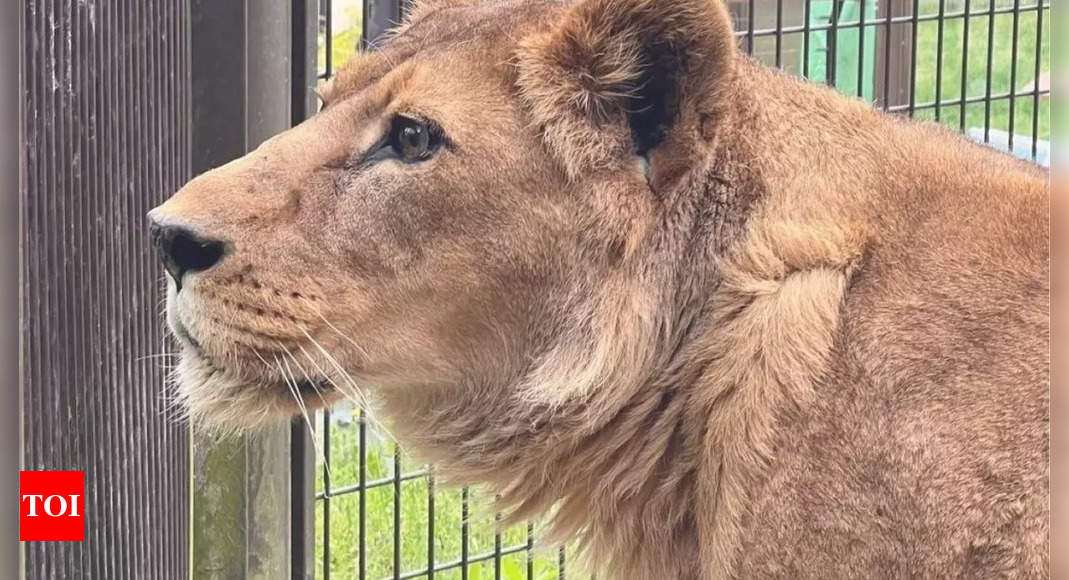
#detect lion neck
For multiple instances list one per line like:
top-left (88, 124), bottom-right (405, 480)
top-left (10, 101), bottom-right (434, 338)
top-left (381, 282), bottom-right (718, 578)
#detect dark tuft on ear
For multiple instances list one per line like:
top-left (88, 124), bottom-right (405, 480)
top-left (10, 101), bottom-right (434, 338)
top-left (516, 0), bottom-right (737, 181)
top-left (627, 41), bottom-right (684, 156)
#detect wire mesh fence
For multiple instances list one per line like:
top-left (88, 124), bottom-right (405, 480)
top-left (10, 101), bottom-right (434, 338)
top-left (300, 0), bottom-right (1050, 578)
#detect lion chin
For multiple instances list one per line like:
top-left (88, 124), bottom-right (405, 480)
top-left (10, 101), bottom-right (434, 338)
top-left (171, 347), bottom-right (334, 433)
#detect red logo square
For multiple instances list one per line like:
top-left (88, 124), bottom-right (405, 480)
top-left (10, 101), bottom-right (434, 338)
top-left (19, 471), bottom-right (84, 541)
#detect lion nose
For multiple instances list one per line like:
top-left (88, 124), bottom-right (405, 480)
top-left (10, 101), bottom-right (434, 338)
top-left (149, 223), bottom-right (225, 291)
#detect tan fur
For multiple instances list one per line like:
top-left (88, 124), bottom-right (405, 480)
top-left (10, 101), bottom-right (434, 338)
top-left (151, 0), bottom-right (1049, 577)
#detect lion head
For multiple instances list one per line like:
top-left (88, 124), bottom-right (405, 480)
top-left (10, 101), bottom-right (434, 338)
top-left (150, 0), bottom-right (743, 431)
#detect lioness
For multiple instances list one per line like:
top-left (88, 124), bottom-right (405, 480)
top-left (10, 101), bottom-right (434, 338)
top-left (148, 0), bottom-right (1049, 577)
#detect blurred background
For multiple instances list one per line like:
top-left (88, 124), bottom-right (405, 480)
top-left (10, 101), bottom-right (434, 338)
top-left (16, 0), bottom-right (1052, 579)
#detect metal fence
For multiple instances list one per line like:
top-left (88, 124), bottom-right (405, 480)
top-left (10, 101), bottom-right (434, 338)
top-left (20, 0), bottom-right (192, 578)
top-left (294, 0), bottom-right (1050, 579)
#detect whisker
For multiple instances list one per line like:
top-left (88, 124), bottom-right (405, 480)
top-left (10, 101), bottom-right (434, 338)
top-left (298, 330), bottom-right (398, 446)
top-left (157, 383), bottom-right (186, 423)
top-left (299, 329), bottom-right (372, 407)
top-left (136, 352), bottom-right (178, 365)
top-left (314, 313), bottom-right (370, 359)
top-left (317, 371), bottom-right (399, 447)
top-left (136, 352), bottom-right (179, 362)
top-left (156, 363), bottom-right (186, 421)
top-left (276, 345), bottom-right (332, 481)
top-left (261, 350), bottom-right (314, 446)
top-left (293, 342), bottom-right (360, 409)
top-left (290, 340), bottom-right (395, 443)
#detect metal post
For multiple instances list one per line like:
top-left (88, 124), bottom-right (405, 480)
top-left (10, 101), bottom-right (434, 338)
top-left (190, 0), bottom-right (293, 577)
top-left (289, 1), bottom-right (318, 578)
top-left (363, 0), bottom-right (404, 48)
top-left (874, 0), bottom-right (913, 110)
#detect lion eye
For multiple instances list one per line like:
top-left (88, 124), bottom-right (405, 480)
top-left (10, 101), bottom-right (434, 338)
top-left (388, 116), bottom-right (440, 162)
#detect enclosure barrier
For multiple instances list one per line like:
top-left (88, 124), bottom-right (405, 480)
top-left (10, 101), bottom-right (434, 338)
top-left (20, 0), bottom-right (191, 578)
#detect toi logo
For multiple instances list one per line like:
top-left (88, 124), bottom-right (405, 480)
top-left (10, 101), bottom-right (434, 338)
top-left (19, 471), bottom-right (84, 541)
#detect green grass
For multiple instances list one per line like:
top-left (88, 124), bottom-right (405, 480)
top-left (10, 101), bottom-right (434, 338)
top-left (314, 414), bottom-right (582, 580)
top-left (311, 1), bottom-right (1051, 577)
top-left (908, 0), bottom-right (1050, 140)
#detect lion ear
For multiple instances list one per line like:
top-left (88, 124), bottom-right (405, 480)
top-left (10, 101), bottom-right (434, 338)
top-left (515, 0), bottom-right (737, 182)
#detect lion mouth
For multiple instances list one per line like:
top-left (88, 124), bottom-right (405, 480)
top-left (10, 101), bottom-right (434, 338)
top-left (171, 318), bottom-right (207, 358)
top-left (284, 377), bottom-right (334, 401)
top-left (171, 335), bottom-right (339, 430)
top-left (164, 300), bottom-right (351, 430)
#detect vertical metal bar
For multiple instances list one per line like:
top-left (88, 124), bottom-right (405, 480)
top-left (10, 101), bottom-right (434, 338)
top-left (292, 419), bottom-right (316, 580)
top-left (803, 0), bottom-right (812, 77)
top-left (150, 0), bottom-right (167, 570)
top-left (526, 523), bottom-right (534, 580)
top-left (365, 0), bottom-right (403, 48)
top-left (858, 0), bottom-right (868, 96)
top-left (86, 0), bottom-right (109, 571)
top-left (882, 0), bottom-right (893, 107)
top-left (394, 445), bottom-right (402, 579)
top-left (461, 487), bottom-right (470, 580)
top-left (324, 410), bottom-right (332, 580)
top-left (558, 547), bottom-right (566, 580)
top-left (908, 0), bottom-right (920, 115)
top-left (1030, 0), bottom-right (1043, 158)
top-left (291, 2), bottom-right (318, 575)
top-left (179, 0), bottom-right (193, 559)
top-left (25, 2), bottom-right (43, 576)
top-left (73, 0), bottom-right (86, 572)
top-left (292, 0), bottom-right (318, 125)
top-left (190, 0), bottom-right (247, 173)
top-left (427, 471), bottom-right (436, 580)
top-left (747, 0), bottom-right (755, 55)
top-left (317, 0), bottom-right (327, 78)
top-left (960, 0), bottom-right (972, 130)
top-left (494, 509), bottom-right (503, 580)
top-left (13, 2), bottom-right (25, 579)
top-left (983, 0), bottom-right (995, 140)
top-left (935, 0), bottom-right (946, 120)
top-left (157, 7), bottom-right (176, 569)
top-left (24, 3), bottom-right (44, 576)
top-left (117, 0), bottom-right (136, 574)
top-left (71, 1), bottom-right (91, 573)
top-left (146, 0), bottom-right (165, 570)
top-left (103, 1), bottom-right (122, 575)
top-left (828, 0), bottom-right (840, 86)
top-left (1007, 0), bottom-right (1021, 149)
top-left (132, 0), bottom-right (153, 567)
top-left (359, 408), bottom-right (368, 580)
top-left (69, 1), bottom-right (89, 576)
top-left (56, 2), bottom-right (74, 574)
top-left (324, 0), bottom-right (333, 78)
top-left (775, 0), bottom-right (784, 68)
